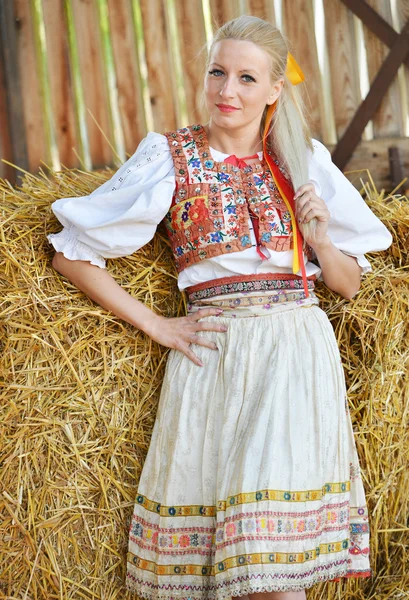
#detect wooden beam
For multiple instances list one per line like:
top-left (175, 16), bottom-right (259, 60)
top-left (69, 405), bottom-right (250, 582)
top-left (341, 0), bottom-right (409, 68)
top-left (0, 0), bottom-right (29, 185)
top-left (106, 0), bottom-right (148, 154)
top-left (332, 19), bottom-right (409, 171)
top-left (208, 0), bottom-right (241, 28)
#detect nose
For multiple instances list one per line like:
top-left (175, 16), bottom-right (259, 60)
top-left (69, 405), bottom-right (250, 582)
top-left (219, 77), bottom-right (236, 99)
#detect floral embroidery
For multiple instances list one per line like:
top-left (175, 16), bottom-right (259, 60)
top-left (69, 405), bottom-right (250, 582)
top-left (225, 203), bottom-right (236, 215)
top-left (210, 232), bottom-right (225, 243)
top-left (129, 500), bottom-right (352, 557)
top-left (349, 461), bottom-right (361, 482)
top-left (190, 197), bottom-right (209, 223)
top-left (169, 196), bottom-right (210, 230)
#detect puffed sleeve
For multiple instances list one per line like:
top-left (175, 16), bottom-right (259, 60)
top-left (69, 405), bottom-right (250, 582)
top-left (307, 139), bottom-right (393, 274)
top-left (47, 131), bottom-right (176, 268)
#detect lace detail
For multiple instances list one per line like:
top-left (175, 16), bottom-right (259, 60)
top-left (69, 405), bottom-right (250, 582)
top-left (108, 137), bottom-right (169, 192)
top-left (47, 226), bottom-right (106, 268)
top-left (125, 562), bottom-right (360, 598)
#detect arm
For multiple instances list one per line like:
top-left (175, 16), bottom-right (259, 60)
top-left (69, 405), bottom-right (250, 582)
top-left (301, 139), bottom-right (392, 298)
top-left (294, 183), bottom-right (362, 300)
top-left (308, 236), bottom-right (362, 299)
top-left (52, 252), bottom-right (162, 333)
top-left (47, 132), bottom-right (228, 364)
top-left (51, 253), bottom-right (227, 366)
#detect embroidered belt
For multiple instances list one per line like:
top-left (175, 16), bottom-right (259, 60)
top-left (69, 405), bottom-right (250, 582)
top-left (186, 273), bottom-right (316, 304)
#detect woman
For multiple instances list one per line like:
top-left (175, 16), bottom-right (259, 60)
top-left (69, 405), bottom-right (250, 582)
top-left (47, 15), bottom-right (392, 600)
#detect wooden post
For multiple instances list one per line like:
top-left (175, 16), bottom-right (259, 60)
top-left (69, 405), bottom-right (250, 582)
top-left (0, 0), bottom-right (29, 185)
top-left (0, 11), bottom-right (14, 184)
top-left (388, 146), bottom-right (405, 193)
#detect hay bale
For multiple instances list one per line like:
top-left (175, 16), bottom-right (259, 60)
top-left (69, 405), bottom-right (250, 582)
top-left (0, 166), bottom-right (408, 598)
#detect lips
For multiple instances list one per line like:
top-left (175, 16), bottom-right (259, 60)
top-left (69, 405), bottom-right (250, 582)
top-left (216, 104), bottom-right (239, 112)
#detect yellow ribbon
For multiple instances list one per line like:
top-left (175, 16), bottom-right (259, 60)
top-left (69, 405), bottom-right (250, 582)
top-left (263, 52), bottom-right (305, 275)
top-left (285, 52), bottom-right (305, 85)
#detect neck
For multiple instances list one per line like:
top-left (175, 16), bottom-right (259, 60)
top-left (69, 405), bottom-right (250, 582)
top-left (204, 121), bottom-right (263, 157)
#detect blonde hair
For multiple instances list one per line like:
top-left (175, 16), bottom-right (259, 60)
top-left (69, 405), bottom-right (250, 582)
top-left (201, 15), bottom-right (317, 242)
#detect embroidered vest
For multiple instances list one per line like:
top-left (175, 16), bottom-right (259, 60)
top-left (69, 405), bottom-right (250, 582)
top-left (163, 124), bottom-right (313, 273)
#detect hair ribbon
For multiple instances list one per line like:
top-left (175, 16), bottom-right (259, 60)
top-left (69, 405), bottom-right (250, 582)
top-left (285, 52), bottom-right (305, 85)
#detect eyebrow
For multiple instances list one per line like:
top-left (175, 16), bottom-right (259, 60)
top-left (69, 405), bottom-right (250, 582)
top-left (210, 62), bottom-right (259, 75)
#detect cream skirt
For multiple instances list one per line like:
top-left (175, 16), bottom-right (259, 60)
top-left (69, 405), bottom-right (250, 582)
top-left (125, 290), bottom-right (371, 599)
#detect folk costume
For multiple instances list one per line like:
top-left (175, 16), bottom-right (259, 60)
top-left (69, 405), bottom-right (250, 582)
top-left (47, 54), bottom-right (392, 597)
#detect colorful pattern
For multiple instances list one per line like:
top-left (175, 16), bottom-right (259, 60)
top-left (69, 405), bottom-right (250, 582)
top-left (133, 481), bottom-right (350, 518)
top-left (170, 193), bottom-right (211, 231)
top-left (186, 273), bottom-right (316, 304)
top-left (129, 502), bottom-right (353, 559)
top-left (190, 290), bottom-right (315, 311)
top-left (186, 277), bottom-right (319, 317)
top-left (128, 543), bottom-right (351, 575)
top-left (127, 489), bottom-right (370, 597)
top-left (163, 124), bottom-right (314, 272)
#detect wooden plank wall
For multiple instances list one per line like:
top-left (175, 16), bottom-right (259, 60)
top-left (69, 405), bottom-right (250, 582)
top-left (0, 0), bottom-right (408, 191)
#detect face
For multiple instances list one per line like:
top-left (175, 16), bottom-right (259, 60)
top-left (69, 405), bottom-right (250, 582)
top-left (204, 39), bottom-right (284, 131)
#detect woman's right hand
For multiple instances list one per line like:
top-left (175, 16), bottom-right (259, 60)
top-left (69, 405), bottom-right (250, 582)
top-left (144, 308), bottom-right (228, 367)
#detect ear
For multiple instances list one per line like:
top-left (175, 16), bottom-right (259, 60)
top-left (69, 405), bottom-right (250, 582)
top-left (267, 78), bottom-right (284, 106)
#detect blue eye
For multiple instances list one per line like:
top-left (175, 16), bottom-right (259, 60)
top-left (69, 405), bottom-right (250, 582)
top-left (208, 69), bottom-right (256, 82)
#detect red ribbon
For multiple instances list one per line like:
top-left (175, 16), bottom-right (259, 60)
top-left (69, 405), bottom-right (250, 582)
top-left (262, 153), bottom-right (309, 297)
top-left (223, 153), bottom-right (259, 168)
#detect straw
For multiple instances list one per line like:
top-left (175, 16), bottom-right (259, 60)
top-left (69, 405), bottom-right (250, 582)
top-left (0, 165), bottom-right (408, 598)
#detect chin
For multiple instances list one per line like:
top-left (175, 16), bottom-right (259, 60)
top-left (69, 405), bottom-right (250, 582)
top-left (212, 112), bottom-right (241, 126)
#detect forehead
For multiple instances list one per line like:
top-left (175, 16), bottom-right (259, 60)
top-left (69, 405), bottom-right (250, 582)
top-left (210, 39), bottom-right (271, 73)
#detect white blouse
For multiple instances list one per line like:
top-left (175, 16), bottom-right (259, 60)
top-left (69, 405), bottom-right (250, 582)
top-left (47, 131), bottom-right (393, 290)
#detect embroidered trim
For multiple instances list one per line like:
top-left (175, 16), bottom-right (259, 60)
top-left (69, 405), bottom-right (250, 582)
top-left (128, 540), bottom-right (350, 577)
top-left (129, 500), bottom-right (352, 556)
top-left (189, 290), bottom-right (315, 308)
top-left (186, 274), bottom-right (316, 303)
top-left (133, 481), bottom-right (351, 517)
top-left (127, 503), bottom-right (371, 595)
top-left (187, 272), bottom-right (317, 293)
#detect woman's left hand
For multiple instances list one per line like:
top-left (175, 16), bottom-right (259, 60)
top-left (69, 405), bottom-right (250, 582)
top-left (294, 183), bottom-right (330, 248)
